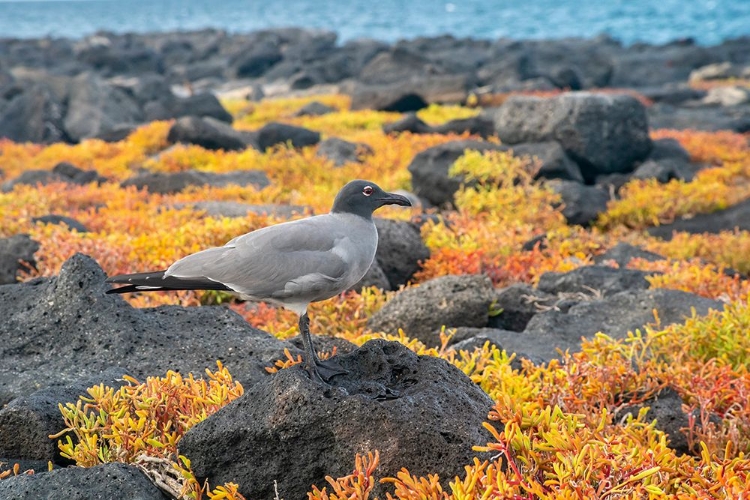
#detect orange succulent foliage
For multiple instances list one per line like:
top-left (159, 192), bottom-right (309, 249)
top-left (3, 94), bottom-right (750, 497)
top-left (309, 451), bottom-right (381, 500)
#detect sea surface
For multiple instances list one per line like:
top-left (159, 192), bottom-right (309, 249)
top-left (0, 0), bottom-right (748, 45)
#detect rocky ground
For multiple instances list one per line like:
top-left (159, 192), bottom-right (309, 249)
top-left (0, 28), bottom-right (749, 499)
top-left (1, 28), bottom-right (750, 145)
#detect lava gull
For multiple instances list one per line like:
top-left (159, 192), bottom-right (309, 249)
top-left (106, 180), bottom-right (412, 382)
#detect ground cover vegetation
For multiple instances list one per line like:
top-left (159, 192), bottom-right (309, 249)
top-left (2, 91), bottom-right (750, 498)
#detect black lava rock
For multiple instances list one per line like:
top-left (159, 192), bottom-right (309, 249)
top-left (496, 289), bottom-right (723, 362)
top-left (382, 113), bottom-right (432, 134)
top-left (373, 218), bottom-right (430, 289)
top-left (0, 84), bottom-right (66, 144)
top-left (510, 141), bottom-right (584, 183)
top-left (120, 169), bottom-right (269, 194)
top-left (256, 122), bottom-right (321, 150)
top-left (367, 274), bottom-right (496, 346)
top-left (316, 137), bottom-right (373, 167)
top-left (548, 179), bottom-right (610, 226)
top-left (51, 161), bottom-right (108, 185)
top-left (166, 116), bottom-right (255, 151)
top-left (593, 243), bottom-right (666, 267)
top-left (489, 283), bottom-right (556, 332)
top-left (536, 265), bottom-right (653, 297)
top-left (0, 253), bottom-right (295, 404)
top-left (616, 388), bottom-right (693, 456)
top-left (493, 93), bottom-right (652, 182)
top-left (32, 215), bottom-right (89, 233)
top-left (648, 198), bottom-right (750, 240)
top-left (0, 462), bottom-right (168, 499)
top-left (0, 234), bottom-right (39, 285)
top-left (293, 101), bottom-right (336, 117)
top-left (178, 340), bottom-right (494, 500)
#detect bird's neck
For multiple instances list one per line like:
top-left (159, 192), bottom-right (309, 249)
top-left (330, 204), bottom-right (373, 220)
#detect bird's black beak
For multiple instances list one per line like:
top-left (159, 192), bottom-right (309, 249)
top-left (377, 192), bottom-right (412, 208)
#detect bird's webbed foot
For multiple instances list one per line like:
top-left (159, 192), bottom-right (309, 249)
top-left (307, 356), bottom-right (348, 383)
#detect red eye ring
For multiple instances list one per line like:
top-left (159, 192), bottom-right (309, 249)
top-left (363, 186), bottom-right (373, 196)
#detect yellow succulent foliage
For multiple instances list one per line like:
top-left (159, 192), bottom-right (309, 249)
top-left (2, 95), bottom-right (750, 497)
top-left (415, 103), bottom-right (480, 125)
top-left (51, 362), bottom-right (244, 499)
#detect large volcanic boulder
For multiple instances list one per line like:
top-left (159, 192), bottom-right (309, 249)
top-left (0, 84), bottom-right (66, 143)
top-left (63, 73), bottom-right (143, 142)
top-left (0, 254), bottom-right (294, 404)
top-left (493, 92), bottom-right (652, 182)
top-left (178, 340), bottom-right (494, 500)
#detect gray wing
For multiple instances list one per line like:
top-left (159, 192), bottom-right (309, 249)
top-left (164, 216), bottom-right (350, 301)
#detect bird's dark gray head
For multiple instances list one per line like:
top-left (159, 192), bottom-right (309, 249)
top-left (331, 180), bottom-right (412, 219)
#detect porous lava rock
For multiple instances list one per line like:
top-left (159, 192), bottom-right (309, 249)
top-left (367, 274), bottom-right (496, 346)
top-left (256, 122), bottom-right (321, 150)
top-left (496, 289), bottom-right (723, 362)
top-left (166, 115), bottom-right (255, 151)
top-left (178, 340), bottom-right (494, 500)
top-left (616, 387), bottom-right (693, 456)
top-left (488, 283), bottom-right (556, 332)
top-left (593, 242), bottom-right (665, 268)
top-left (373, 218), bottom-right (430, 289)
top-left (536, 265), bottom-right (653, 297)
top-left (493, 92), bottom-right (652, 181)
top-left (0, 462), bottom-right (168, 500)
top-left (316, 137), bottom-right (373, 166)
top-left (407, 140), bottom-right (507, 206)
top-left (647, 198), bottom-right (750, 240)
top-left (0, 253), bottom-right (294, 404)
top-left (547, 179), bottom-right (610, 226)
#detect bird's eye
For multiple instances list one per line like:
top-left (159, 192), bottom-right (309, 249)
top-left (363, 186), bottom-right (373, 196)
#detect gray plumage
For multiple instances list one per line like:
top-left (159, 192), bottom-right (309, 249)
top-left (106, 179), bottom-right (412, 382)
top-left (164, 212), bottom-right (377, 314)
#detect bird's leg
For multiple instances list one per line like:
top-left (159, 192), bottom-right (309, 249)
top-left (299, 312), bottom-right (348, 383)
top-left (299, 312), bottom-right (323, 382)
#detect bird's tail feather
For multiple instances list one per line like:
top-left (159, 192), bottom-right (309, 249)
top-left (105, 271), bottom-right (231, 294)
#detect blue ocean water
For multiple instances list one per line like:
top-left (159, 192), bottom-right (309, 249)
top-left (0, 0), bottom-right (747, 45)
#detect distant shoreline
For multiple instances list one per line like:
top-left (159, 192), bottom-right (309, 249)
top-left (1, 26), bottom-right (749, 145)
top-left (3, 27), bottom-right (748, 49)
top-left (0, 0), bottom-right (748, 46)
